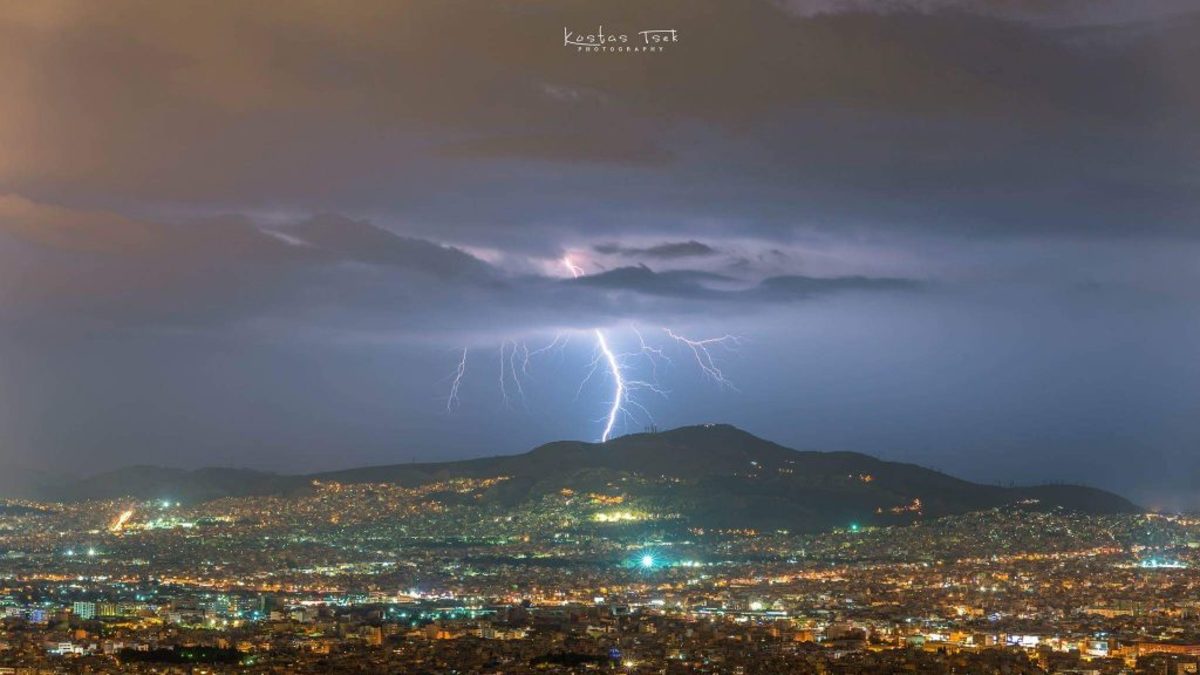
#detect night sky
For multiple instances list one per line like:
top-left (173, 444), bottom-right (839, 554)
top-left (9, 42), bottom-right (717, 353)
top-left (1, 1), bottom-right (1199, 509)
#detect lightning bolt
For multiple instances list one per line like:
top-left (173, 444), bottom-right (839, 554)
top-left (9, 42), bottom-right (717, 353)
top-left (562, 257), bottom-right (585, 278)
top-left (442, 254), bottom-right (738, 444)
top-left (525, 333), bottom-right (567, 367)
top-left (497, 341), bottom-right (516, 409)
top-left (593, 329), bottom-right (624, 442)
top-left (497, 343), bottom-right (509, 408)
top-left (562, 256), bottom-right (626, 442)
top-left (632, 325), bottom-right (670, 383)
top-left (446, 348), bottom-right (467, 412)
top-left (507, 339), bottom-right (526, 404)
top-left (663, 329), bottom-right (741, 390)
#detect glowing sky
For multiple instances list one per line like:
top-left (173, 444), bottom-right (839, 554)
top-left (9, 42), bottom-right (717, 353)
top-left (1, 1), bottom-right (1199, 508)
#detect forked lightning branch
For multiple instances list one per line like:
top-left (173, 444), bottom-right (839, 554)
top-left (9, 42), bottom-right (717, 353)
top-left (445, 255), bottom-right (740, 442)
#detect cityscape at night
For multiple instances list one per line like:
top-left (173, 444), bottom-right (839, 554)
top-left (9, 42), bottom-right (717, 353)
top-left (2, 0), bottom-right (1200, 672)
top-left (1, 426), bottom-right (1200, 673)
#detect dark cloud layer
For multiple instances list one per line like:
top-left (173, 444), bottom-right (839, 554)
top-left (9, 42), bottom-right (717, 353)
top-left (594, 241), bottom-right (719, 259)
top-left (2, 1), bottom-right (1197, 244)
top-left (0, 197), bottom-right (917, 335)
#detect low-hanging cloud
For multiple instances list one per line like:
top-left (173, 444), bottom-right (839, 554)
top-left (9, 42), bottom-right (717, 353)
top-left (0, 197), bottom-right (920, 339)
top-left (594, 240), bottom-right (719, 259)
top-left (11, 183), bottom-right (1188, 352)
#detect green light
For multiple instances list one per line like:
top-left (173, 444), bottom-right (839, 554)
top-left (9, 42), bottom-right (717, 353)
top-left (640, 554), bottom-right (655, 568)
top-left (850, 523), bottom-right (860, 532)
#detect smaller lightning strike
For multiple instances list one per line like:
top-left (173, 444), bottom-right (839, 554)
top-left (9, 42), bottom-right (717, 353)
top-left (631, 325), bottom-right (670, 384)
top-left (508, 341), bottom-right (531, 408)
top-left (497, 340), bottom-right (533, 409)
top-left (632, 326), bottom-right (670, 363)
top-left (664, 329), bottom-right (742, 389)
top-left (497, 342), bottom-right (509, 408)
top-left (449, 335), bottom-right (567, 414)
top-left (446, 348), bottom-right (467, 412)
top-left (563, 256), bottom-right (585, 278)
top-left (518, 342), bottom-right (533, 377)
top-left (523, 333), bottom-right (567, 373)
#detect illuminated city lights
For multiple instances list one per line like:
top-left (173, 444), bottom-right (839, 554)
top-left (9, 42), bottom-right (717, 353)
top-left (591, 510), bottom-right (642, 523)
top-left (108, 508), bottom-right (134, 533)
top-left (0, 474), bottom-right (1193, 672)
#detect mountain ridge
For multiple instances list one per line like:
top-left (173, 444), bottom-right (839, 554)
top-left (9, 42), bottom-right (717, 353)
top-left (28, 425), bottom-right (1139, 530)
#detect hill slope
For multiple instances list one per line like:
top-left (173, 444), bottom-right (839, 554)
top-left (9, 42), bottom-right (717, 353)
top-left (37, 425), bottom-right (1138, 531)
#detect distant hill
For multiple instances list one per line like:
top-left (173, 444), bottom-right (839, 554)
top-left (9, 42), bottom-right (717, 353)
top-left (35, 425), bottom-right (1139, 531)
top-left (0, 465), bottom-right (68, 501)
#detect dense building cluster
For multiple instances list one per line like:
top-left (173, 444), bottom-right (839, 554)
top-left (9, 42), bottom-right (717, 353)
top-left (1, 480), bottom-right (1199, 673)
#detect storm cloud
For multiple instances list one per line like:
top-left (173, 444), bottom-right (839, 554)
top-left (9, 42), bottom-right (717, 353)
top-left (594, 241), bottom-right (719, 259)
